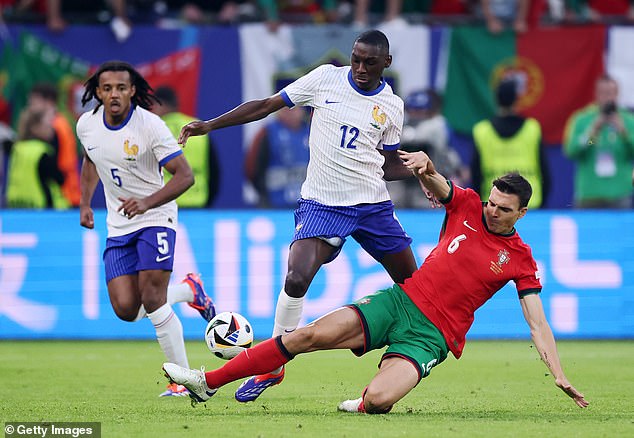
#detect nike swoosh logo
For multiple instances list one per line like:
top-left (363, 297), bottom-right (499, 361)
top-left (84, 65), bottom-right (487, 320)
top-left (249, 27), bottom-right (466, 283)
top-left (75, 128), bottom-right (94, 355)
top-left (463, 220), bottom-right (477, 232)
top-left (325, 99), bottom-right (341, 104)
top-left (156, 255), bottom-right (172, 262)
top-left (284, 329), bottom-right (295, 333)
top-left (87, 146), bottom-right (98, 151)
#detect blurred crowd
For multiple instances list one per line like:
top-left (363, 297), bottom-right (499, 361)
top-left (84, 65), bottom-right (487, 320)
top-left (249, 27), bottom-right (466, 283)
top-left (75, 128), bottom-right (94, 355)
top-left (1, 1), bottom-right (633, 210)
top-left (1, 1), bottom-right (634, 38)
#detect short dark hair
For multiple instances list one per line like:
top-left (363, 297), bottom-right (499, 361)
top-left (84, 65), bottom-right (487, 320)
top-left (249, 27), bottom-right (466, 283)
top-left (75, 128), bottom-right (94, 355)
top-left (30, 82), bottom-right (58, 102)
top-left (81, 60), bottom-right (159, 113)
top-left (154, 86), bottom-right (179, 109)
top-left (496, 78), bottom-right (518, 108)
top-left (355, 29), bottom-right (389, 54)
top-left (492, 172), bottom-right (532, 208)
top-left (17, 108), bottom-right (48, 141)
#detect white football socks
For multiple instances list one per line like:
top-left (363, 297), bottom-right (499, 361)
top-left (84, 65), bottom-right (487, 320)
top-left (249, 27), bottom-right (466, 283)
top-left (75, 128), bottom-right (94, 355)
top-left (147, 303), bottom-right (189, 368)
top-left (272, 289), bottom-right (305, 337)
top-left (269, 290), bottom-right (304, 374)
top-left (167, 282), bottom-right (195, 305)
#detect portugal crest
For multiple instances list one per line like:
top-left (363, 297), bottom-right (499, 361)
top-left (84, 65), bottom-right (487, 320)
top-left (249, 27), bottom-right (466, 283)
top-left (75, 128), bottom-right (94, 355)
top-left (490, 249), bottom-right (511, 275)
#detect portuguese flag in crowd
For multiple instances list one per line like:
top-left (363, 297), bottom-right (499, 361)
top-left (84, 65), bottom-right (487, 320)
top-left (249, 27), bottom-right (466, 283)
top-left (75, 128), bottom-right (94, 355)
top-left (443, 25), bottom-right (606, 144)
top-left (3, 32), bottom-right (90, 126)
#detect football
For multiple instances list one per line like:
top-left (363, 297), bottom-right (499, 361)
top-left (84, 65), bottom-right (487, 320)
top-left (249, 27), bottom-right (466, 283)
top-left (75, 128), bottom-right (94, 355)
top-left (204, 311), bottom-right (254, 360)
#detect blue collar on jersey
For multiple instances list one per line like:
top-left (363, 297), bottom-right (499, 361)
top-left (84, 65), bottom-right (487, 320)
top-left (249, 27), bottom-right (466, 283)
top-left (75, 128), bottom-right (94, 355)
top-left (103, 104), bottom-right (135, 131)
top-left (347, 70), bottom-right (386, 96)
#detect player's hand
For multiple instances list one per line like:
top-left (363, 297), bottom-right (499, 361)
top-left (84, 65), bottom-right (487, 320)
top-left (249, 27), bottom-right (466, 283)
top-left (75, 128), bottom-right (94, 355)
top-left (178, 120), bottom-right (211, 146)
top-left (486, 16), bottom-right (504, 34)
top-left (555, 377), bottom-right (589, 408)
top-left (398, 150), bottom-right (436, 176)
top-left (117, 197), bottom-right (149, 219)
top-left (79, 206), bottom-right (94, 229)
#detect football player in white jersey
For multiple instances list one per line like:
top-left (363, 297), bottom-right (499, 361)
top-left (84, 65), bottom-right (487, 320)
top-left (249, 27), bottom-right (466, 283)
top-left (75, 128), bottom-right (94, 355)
top-left (179, 30), bottom-right (419, 403)
top-left (77, 61), bottom-right (216, 397)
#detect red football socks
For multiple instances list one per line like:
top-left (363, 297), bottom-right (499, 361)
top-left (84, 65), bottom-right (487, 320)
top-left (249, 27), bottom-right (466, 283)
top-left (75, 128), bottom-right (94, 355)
top-left (204, 336), bottom-right (293, 389)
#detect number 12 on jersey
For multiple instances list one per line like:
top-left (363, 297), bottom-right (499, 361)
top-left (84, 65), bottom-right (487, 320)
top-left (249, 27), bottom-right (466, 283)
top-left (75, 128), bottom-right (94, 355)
top-left (339, 125), bottom-right (359, 149)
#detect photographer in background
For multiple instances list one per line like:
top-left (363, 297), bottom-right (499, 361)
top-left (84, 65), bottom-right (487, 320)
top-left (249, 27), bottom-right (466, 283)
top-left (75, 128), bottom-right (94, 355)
top-left (564, 75), bottom-right (634, 209)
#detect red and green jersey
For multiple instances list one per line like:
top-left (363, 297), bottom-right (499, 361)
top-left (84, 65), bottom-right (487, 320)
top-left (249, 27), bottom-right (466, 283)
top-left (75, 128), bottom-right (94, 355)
top-left (401, 183), bottom-right (541, 359)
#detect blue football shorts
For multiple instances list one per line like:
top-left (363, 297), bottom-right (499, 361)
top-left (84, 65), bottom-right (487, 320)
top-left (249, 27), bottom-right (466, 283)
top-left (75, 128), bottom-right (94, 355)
top-left (292, 198), bottom-right (412, 263)
top-left (103, 227), bottom-right (176, 282)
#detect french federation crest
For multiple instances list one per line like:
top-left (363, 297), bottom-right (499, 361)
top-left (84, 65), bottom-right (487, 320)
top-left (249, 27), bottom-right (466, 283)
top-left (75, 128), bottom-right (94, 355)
top-left (370, 105), bottom-right (387, 130)
top-left (123, 139), bottom-right (139, 162)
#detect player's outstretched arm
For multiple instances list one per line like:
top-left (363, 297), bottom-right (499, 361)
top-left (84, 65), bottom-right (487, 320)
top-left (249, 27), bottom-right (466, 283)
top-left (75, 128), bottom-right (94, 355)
top-left (520, 294), bottom-right (589, 408)
top-left (79, 154), bottom-right (99, 229)
top-left (178, 94), bottom-right (287, 146)
top-left (398, 150), bottom-right (450, 201)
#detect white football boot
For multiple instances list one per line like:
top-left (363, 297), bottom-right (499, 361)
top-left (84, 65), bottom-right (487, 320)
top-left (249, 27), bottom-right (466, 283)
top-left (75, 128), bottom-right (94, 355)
top-left (162, 363), bottom-right (217, 404)
top-left (337, 397), bottom-right (364, 413)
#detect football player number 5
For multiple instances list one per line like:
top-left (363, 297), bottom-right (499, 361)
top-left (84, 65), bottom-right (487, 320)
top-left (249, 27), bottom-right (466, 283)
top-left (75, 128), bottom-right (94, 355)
top-left (111, 168), bottom-right (122, 187)
top-left (157, 232), bottom-right (169, 255)
top-left (447, 234), bottom-right (466, 254)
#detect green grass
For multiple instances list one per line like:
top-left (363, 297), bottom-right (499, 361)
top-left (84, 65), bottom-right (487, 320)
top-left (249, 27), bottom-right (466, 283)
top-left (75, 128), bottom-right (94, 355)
top-left (1, 340), bottom-right (632, 437)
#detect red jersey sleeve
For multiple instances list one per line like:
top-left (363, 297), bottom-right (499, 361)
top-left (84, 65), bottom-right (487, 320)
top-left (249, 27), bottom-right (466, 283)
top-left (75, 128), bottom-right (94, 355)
top-left (514, 244), bottom-right (542, 297)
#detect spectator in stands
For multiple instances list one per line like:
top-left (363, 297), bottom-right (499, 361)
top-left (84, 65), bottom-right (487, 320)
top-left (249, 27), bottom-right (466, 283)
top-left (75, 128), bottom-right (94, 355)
top-left (479, 0), bottom-right (530, 33)
top-left (429, 0), bottom-right (472, 17)
top-left (353, 0), bottom-right (408, 28)
top-left (156, 1), bottom-right (251, 25)
top-left (27, 82), bottom-right (81, 207)
top-left (5, 108), bottom-right (68, 208)
top-left (152, 86), bottom-right (219, 207)
top-left (564, 0), bottom-right (634, 23)
top-left (0, 0), bottom-right (66, 31)
top-left (0, 122), bottom-right (14, 208)
top-left (257, 0), bottom-right (339, 30)
top-left (108, 0), bottom-right (132, 42)
top-left (563, 75), bottom-right (634, 209)
top-left (245, 105), bottom-right (310, 208)
top-left (472, 78), bottom-right (549, 209)
top-left (388, 89), bottom-right (467, 209)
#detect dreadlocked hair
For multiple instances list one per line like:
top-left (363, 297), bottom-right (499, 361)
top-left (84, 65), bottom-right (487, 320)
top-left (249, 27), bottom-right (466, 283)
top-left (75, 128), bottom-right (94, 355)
top-left (81, 60), bottom-right (160, 114)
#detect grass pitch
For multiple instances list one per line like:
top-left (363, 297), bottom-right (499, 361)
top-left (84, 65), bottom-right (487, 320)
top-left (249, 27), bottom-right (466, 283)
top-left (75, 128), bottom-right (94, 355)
top-left (1, 340), bottom-right (632, 437)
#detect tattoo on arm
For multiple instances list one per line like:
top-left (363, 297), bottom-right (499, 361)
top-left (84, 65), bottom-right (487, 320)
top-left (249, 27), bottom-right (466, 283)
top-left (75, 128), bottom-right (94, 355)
top-left (541, 351), bottom-right (552, 369)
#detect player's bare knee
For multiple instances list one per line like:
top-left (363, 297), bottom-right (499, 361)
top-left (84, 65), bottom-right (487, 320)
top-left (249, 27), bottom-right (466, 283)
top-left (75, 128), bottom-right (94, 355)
top-left (111, 304), bottom-right (137, 322)
top-left (284, 270), bottom-right (309, 298)
top-left (285, 325), bottom-right (318, 351)
top-left (141, 296), bottom-right (166, 313)
top-left (363, 388), bottom-right (395, 414)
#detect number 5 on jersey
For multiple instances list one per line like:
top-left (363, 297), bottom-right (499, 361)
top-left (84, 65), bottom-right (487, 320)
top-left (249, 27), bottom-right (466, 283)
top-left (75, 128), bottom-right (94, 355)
top-left (111, 168), bottom-right (122, 187)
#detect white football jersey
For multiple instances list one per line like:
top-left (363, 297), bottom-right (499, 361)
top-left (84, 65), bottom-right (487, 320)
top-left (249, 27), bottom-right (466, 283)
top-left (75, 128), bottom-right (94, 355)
top-left (280, 64), bottom-right (404, 206)
top-left (77, 106), bottom-right (182, 237)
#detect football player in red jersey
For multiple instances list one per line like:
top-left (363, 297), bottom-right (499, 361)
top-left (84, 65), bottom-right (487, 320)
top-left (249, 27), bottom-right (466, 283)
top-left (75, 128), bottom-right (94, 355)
top-left (163, 150), bottom-right (588, 413)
